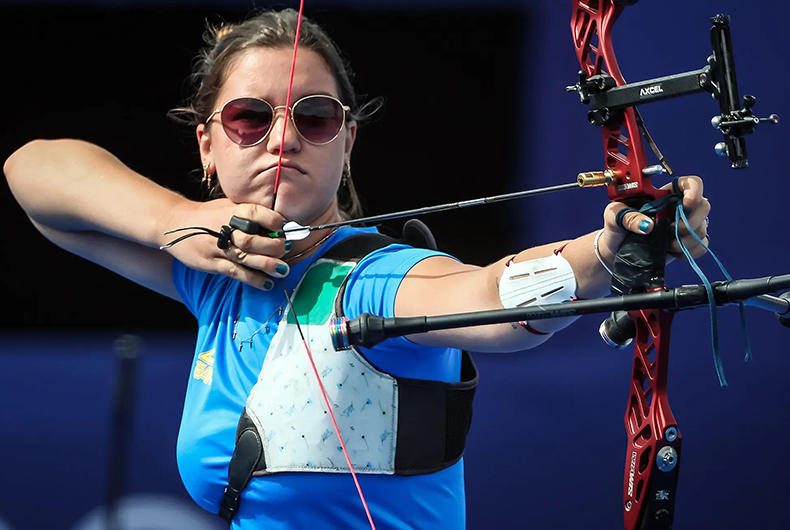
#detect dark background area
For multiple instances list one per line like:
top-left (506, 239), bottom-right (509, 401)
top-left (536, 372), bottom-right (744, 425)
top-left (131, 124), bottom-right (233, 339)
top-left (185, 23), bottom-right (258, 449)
top-left (2, 1), bottom-right (790, 529)
top-left (0, 5), bottom-right (523, 329)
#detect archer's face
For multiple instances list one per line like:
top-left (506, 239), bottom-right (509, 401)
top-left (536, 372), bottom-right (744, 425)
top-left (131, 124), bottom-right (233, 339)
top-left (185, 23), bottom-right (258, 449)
top-left (197, 47), bottom-right (356, 225)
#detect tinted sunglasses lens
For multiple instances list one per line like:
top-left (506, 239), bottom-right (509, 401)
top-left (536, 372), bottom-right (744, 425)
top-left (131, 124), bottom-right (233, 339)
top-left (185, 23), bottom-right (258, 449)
top-left (293, 97), bottom-right (345, 144)
top-left (220, 98), bottom-right (273, 146)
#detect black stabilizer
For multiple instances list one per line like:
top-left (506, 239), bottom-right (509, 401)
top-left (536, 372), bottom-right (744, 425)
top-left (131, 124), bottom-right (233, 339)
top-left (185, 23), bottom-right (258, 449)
top-left (776, 292), bottom-right (790, 327)
top-left (347, 313), bottom-right (388, 348)
top-left (714, 276), bottom-right (790, 303)
top-left (612, 218), bottom-right (672, 295)
top-left (339, 274), bottom-right (790, 346)
top-left (600, 310), bottom-right (636, 348)
top-left (347, 313), bottom-right (436, 348)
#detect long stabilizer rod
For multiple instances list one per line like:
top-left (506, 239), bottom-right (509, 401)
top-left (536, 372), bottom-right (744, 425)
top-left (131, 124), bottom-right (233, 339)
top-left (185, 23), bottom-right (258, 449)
top-left (331, 274), bottom-right (790, 350)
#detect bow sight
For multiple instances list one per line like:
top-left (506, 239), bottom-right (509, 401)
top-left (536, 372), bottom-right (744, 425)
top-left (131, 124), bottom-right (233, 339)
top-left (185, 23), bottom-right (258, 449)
top-left (566, 13), bottom-right (778, 170)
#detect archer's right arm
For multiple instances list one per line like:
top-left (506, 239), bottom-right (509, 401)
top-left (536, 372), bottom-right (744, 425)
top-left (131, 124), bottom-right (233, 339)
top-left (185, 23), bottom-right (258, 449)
top-left (3, 139), bottom-right (287, 299)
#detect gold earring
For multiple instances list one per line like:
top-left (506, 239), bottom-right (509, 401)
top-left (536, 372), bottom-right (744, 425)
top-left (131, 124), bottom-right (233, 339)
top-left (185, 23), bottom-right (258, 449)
top-left (342, 161), bottom-right (351, 186)
top-left (202, 163), bottom-right (213, 190)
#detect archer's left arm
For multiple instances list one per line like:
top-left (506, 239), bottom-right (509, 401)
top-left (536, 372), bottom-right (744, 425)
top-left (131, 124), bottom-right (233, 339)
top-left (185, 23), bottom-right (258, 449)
top-left (394, 176), bottom-right (709, 352)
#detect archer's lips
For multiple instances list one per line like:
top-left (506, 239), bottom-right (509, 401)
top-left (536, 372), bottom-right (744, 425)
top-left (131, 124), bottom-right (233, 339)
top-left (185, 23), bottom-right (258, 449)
top-left (264, 162), bottom-right (306, 174)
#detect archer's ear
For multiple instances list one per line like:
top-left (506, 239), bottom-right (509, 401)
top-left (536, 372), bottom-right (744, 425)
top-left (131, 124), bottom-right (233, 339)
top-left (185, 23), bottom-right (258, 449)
top-left (197, 123), bottom-right (213, 168)
top-left (344, 120), bottom-right (357, 158)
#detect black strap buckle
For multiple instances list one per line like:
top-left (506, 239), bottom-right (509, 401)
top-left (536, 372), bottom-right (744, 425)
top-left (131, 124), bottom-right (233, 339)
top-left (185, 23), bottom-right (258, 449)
top-left (219, 486), bottom-right (241, 523)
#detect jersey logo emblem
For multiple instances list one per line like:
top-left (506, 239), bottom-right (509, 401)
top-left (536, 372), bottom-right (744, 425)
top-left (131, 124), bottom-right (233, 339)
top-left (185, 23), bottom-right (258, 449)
top-left (193, 349), bottom-right (215, 385)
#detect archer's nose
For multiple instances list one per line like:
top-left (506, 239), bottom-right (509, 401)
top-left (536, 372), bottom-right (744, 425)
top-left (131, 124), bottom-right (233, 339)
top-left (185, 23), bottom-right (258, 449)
top-left (266, 108), bottom-right (301, 154)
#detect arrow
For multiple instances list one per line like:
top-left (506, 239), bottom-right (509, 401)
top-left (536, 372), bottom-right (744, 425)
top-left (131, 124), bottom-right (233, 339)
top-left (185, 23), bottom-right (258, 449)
top-left (234, 180), bottom-right (590, 240)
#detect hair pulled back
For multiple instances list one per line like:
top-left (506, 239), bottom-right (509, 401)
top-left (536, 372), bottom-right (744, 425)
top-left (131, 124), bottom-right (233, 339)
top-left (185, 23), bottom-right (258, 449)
top-left (173, 8), bottom-right (378, 219)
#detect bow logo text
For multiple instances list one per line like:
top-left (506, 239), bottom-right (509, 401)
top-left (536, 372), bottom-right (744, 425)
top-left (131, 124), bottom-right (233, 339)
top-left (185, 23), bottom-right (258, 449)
top-left (627, 451), bottom-right (637, 497)
top-left (617, 182), bottom-right (639, 192)
top-left (640, 84), bottom-right (664, 97)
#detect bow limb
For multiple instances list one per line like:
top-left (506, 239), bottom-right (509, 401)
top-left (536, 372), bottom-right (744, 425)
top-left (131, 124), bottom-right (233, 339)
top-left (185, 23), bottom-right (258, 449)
top-left (572, 2), bottom-right (679, 529)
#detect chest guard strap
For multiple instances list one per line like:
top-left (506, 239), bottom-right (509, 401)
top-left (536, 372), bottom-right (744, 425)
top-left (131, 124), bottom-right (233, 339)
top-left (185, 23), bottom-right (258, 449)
top-left (220, 226), bottom-right (478, 523)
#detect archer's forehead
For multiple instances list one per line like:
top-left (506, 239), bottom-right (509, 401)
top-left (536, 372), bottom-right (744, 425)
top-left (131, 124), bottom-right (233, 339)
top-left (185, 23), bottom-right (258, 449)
top-left (217, 47), bottom-right (340, 106)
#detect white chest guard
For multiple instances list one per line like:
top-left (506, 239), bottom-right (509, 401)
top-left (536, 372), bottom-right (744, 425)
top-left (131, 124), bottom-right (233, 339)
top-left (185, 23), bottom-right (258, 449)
top-left (246, 258), bottom-right (399, 474)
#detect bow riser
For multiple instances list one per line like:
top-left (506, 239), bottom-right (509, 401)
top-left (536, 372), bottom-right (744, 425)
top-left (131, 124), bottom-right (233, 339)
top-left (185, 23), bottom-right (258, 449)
top-left (572, 2), bottom-right (679, 529)
top-left (624, 309), bottom-right (681, 530)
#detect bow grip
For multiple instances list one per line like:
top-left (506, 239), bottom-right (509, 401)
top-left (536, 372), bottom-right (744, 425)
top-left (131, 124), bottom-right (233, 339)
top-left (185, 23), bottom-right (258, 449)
top-left (611, 216), bottom-right (672, 295)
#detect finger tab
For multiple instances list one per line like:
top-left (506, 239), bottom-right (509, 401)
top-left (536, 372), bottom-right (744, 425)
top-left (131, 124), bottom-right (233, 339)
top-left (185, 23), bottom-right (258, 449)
top-left (230, 215), bottom-right (261, 235)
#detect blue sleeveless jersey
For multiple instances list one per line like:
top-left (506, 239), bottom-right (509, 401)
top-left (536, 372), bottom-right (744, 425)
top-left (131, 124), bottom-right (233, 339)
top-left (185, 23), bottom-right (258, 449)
top-left (172, 226), bottom-right (466, 529)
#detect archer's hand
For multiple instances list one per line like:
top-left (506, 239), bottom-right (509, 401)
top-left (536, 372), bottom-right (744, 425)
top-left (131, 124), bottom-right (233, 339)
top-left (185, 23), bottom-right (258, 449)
top-left (162, 199), bottom-right (289, 290)
top-left (600, 175), bottom-right (711, 262)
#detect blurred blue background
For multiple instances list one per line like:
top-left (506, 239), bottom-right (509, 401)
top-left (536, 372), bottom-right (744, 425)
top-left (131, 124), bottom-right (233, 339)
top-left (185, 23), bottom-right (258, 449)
top-left (1, 1), bottom-right (788, 529)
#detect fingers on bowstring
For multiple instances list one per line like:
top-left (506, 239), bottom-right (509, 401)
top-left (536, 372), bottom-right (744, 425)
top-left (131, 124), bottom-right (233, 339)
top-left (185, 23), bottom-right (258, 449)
top-left (607, 203), bottom-right (654, 235)
top-left (230, 228), bottom-right (289, 258)
top-left (217, 202), bottom-right (291, 290)
top-left (226, 202), bottom-right (289, 263)
top-left (233, 203), bottom-right (286, 235)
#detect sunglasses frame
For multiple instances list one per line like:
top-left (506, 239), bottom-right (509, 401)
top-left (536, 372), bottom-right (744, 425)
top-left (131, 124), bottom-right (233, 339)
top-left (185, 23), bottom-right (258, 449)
top-left (205, 94), bottom-right (351, 147)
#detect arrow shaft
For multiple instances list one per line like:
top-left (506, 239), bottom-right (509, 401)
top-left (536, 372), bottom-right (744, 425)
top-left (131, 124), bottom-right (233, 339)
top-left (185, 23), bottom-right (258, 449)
top-left (278, 181), bottom-right (582, 237)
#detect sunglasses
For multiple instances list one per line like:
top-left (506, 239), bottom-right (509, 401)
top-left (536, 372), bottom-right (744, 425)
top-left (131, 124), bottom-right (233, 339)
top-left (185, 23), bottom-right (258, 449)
top-left (206, 94), bottom-right (351, 147)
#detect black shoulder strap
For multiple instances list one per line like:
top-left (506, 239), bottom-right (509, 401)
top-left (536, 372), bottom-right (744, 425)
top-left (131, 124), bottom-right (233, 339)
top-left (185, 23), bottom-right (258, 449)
top-left (322, 219), bottom-right (439, 262)
top-left (322, 232), bottom-right (399, 262)
top-left (402, 219), bottom-right (438, 251)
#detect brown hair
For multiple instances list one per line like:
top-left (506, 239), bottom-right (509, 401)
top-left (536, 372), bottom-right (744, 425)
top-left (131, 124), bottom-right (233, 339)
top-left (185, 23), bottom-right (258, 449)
top-left (172, 9), bottom-right (381, 219)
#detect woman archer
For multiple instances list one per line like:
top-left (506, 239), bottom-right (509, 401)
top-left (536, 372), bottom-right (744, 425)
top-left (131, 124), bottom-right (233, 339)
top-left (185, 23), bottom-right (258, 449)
top-left (2, 8), bottom-right (710, 529)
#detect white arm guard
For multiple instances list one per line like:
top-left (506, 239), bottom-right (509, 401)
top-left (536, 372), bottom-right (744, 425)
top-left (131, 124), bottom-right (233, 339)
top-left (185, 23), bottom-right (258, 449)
top-left (498, 252), bottom-right (581, 335)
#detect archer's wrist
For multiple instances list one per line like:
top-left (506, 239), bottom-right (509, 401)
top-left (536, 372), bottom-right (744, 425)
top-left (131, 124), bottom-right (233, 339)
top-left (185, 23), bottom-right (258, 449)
top-left (594, 229), bottom-right (619, 272)
top-left (156, 197), bottom-right (198, 250)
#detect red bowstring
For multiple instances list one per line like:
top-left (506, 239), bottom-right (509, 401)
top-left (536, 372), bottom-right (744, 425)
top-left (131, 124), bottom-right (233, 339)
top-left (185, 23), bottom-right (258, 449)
top-left (279, 282), bottom-right (377, 529)
top-left (274, 3), bottom-right (376, 528)
top-left (270, 0), bottom-right (304, 211)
